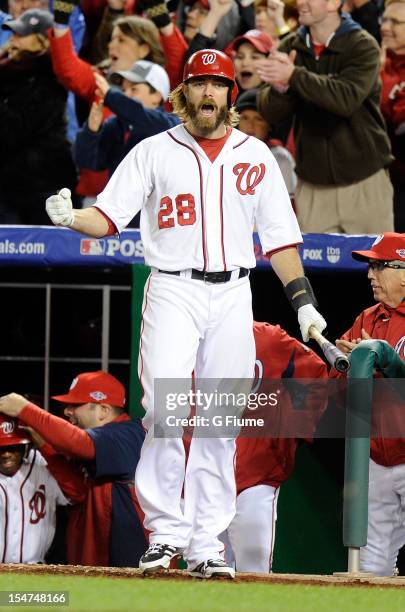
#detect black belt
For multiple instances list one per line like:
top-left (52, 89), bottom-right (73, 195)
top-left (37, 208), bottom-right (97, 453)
top-left (158, 268), bottom-right (249, 284)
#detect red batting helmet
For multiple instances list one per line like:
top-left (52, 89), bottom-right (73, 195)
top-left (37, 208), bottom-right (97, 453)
top-left (183, 49), bottom-right (239, 105)
top-left (0, 415), bottom-right (30, 447)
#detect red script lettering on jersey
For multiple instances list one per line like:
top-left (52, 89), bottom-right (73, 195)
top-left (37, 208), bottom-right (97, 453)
top-left (29, 484), bottom-right (46, 524)
top-left (233, 163), bottom-right (265, 195)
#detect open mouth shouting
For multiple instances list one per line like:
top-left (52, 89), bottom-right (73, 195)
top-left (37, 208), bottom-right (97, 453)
top-left (199, 100), bottom-right (217, 118)
top-left (238, 70), bottom-right (260, 89)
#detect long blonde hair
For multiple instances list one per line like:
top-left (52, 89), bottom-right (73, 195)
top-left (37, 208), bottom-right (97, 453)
top-left (169, 83), bottom-right (240, 127)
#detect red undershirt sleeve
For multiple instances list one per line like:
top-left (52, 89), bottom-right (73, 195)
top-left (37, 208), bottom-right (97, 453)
top-left (20, 403), bottom-right (95, 460)
top-left (93, 207), bottom-right (118, 236)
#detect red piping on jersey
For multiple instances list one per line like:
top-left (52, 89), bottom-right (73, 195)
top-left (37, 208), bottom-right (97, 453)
top-left (219, 165), bottom-right (227, 272)
top-left (139, 274), bottom-right (152, 426)
top-left (93, 206), bottom-right (118, 236)
top-left (233, 135), bottom-right (250, 150)
top-left (167, 131), bottom-right (208, 271)
top-left (19, 450), bottom-right (36, 563)
top-left (265, 243), bottom-right (302, 259)
top-left (0, 484), bottom-right (8, 562)
top-left (268, 488), bottom-right (279, 571)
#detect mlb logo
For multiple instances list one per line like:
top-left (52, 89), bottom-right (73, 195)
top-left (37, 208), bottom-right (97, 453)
top-left (80, 239), bottom-right (105, 256)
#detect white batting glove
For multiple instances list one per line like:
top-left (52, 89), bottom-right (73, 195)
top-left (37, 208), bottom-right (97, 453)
top-left (298, 304), bottom-right (327, 343)
top-left (46, 188), bottom-right (74, 227)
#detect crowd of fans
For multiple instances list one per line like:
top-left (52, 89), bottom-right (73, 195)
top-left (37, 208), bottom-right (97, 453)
top-left (0, 0), bottom-right (403, 230)
top-left (0, 0), bottom-right (404, 574)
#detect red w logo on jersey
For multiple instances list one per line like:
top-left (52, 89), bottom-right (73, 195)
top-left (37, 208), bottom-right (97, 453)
top-left (29, 484), bottom-right (46, 524)
top-left (233, 163), bottom-right (265, 195)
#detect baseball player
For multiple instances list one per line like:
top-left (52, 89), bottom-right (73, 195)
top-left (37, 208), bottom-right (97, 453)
top-left (222, 321), bottom-right (328, 572)
top-left (0, 371), bottom-right (147, 567)
top-left (0, 415), bottom-right (72, 564)
top-left (331, 232), bottom-right (405, 576)
top-left (44, 49), bottom-right (327, 579)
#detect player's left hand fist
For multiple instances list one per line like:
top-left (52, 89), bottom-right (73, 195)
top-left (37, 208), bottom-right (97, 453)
top-left (298, 304), bottom-right (327, 342)
top-left (46, 188), bottom-right (74, 227)
top-left (0, 392), bottom-right (28, 417)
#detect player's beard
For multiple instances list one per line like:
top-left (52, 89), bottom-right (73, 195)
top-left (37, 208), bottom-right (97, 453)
top-left (186, 98), bottom-right (228, 136)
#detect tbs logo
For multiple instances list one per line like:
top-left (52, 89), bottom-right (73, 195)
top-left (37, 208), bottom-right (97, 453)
top-left (80, 239), bottom-right (106, 255)
top-left (326, 247), bottom-right (340, 264)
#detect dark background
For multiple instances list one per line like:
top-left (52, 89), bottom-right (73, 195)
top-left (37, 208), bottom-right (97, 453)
top-left (2, 263), bottom-right (403, 573)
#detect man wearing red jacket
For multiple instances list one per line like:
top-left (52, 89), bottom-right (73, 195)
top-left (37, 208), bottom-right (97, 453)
top-left (0, 371), bottom-right (147, 567)
top-left (333, 232), bottom-right (405, 576)
top-left (222, 321), bottom-right (328, 573)
top-left (380, 0), bottom-right (405, 231)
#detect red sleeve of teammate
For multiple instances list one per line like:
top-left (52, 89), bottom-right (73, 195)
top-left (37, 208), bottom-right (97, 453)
top-left (20, 403), bottom-right (95, 460)
top-left (40, 443), bottom-right (88, 503)
top-left (160, 26), bottom-right (188, 90)
top-left (49, 29), bottom-right (97, 103)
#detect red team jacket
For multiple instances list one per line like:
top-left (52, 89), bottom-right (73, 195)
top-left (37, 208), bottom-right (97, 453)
top-left (20, 406), bottom-right (147, 567)
top-left (332, 301), bottom-right (405, 467)
top-left (235, 322), bottom-right (328, 493)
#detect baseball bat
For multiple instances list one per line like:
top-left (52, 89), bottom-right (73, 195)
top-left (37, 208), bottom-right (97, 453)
top-left (309, 326), bottom-right (351, 373)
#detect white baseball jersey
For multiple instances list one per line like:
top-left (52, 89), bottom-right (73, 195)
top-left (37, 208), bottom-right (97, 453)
top-left (94, 124), bottom-right (302, 271)
top-left (0, 449), bottom-right (69, 563)
top-left (97, 123), bottom-right (303, 569)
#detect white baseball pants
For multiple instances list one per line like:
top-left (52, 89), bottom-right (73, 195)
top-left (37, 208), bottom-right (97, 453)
top-left (134, 271), bottom-right (255, 568)
top-left (360, 459), bottom-right (405, 576)
top-left (220, 484), bottom-right (279, 573)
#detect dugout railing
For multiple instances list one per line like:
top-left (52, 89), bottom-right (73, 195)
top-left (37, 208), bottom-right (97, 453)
top-left (344, 340), bottom-right (405, 573)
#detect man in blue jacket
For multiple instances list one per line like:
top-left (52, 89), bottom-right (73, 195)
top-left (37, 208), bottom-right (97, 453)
top-left (75, 60), bottom-right (180, 178)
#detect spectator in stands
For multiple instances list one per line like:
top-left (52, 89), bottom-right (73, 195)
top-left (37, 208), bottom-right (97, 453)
top-left (343, 0), bottom-right (383, 42)
top-left (256, 0), bottom-right (394, 234)
top-left (0, 8), bottom-right (77, 224)
top-left (75, 60), bottom-right (180, 181)
top-left (0, 7), bottom-right (12, 46)
top-left (0, 371), bottom-right (148, 568)
top-left (380, 0), bottom-right (405, 232)
top-left (228, 28), bottom-right (273, 92)
top-left (8, 0), bottom-right (47, 19)
top-left (49, 7), bottom-right (186, 203)
top-left (0, 415), bottom-right (76, 564)
top-left (254, 0), bottom-right (297, 44)
top-left (180, 0), bottom-right (253, 57)
top-left (236, 88), bottom-right (296, 197)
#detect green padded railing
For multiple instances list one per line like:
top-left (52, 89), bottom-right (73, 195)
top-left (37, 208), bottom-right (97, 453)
top-left (343, 340), bottom-right (405, 549)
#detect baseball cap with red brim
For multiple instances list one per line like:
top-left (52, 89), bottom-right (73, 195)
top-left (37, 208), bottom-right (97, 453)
top-left (52, 371), bottom-right (126, 407)
top-left (352, 233), bottom-right (405, 263)
top-left (229, 29), bottom-right (274, 55)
